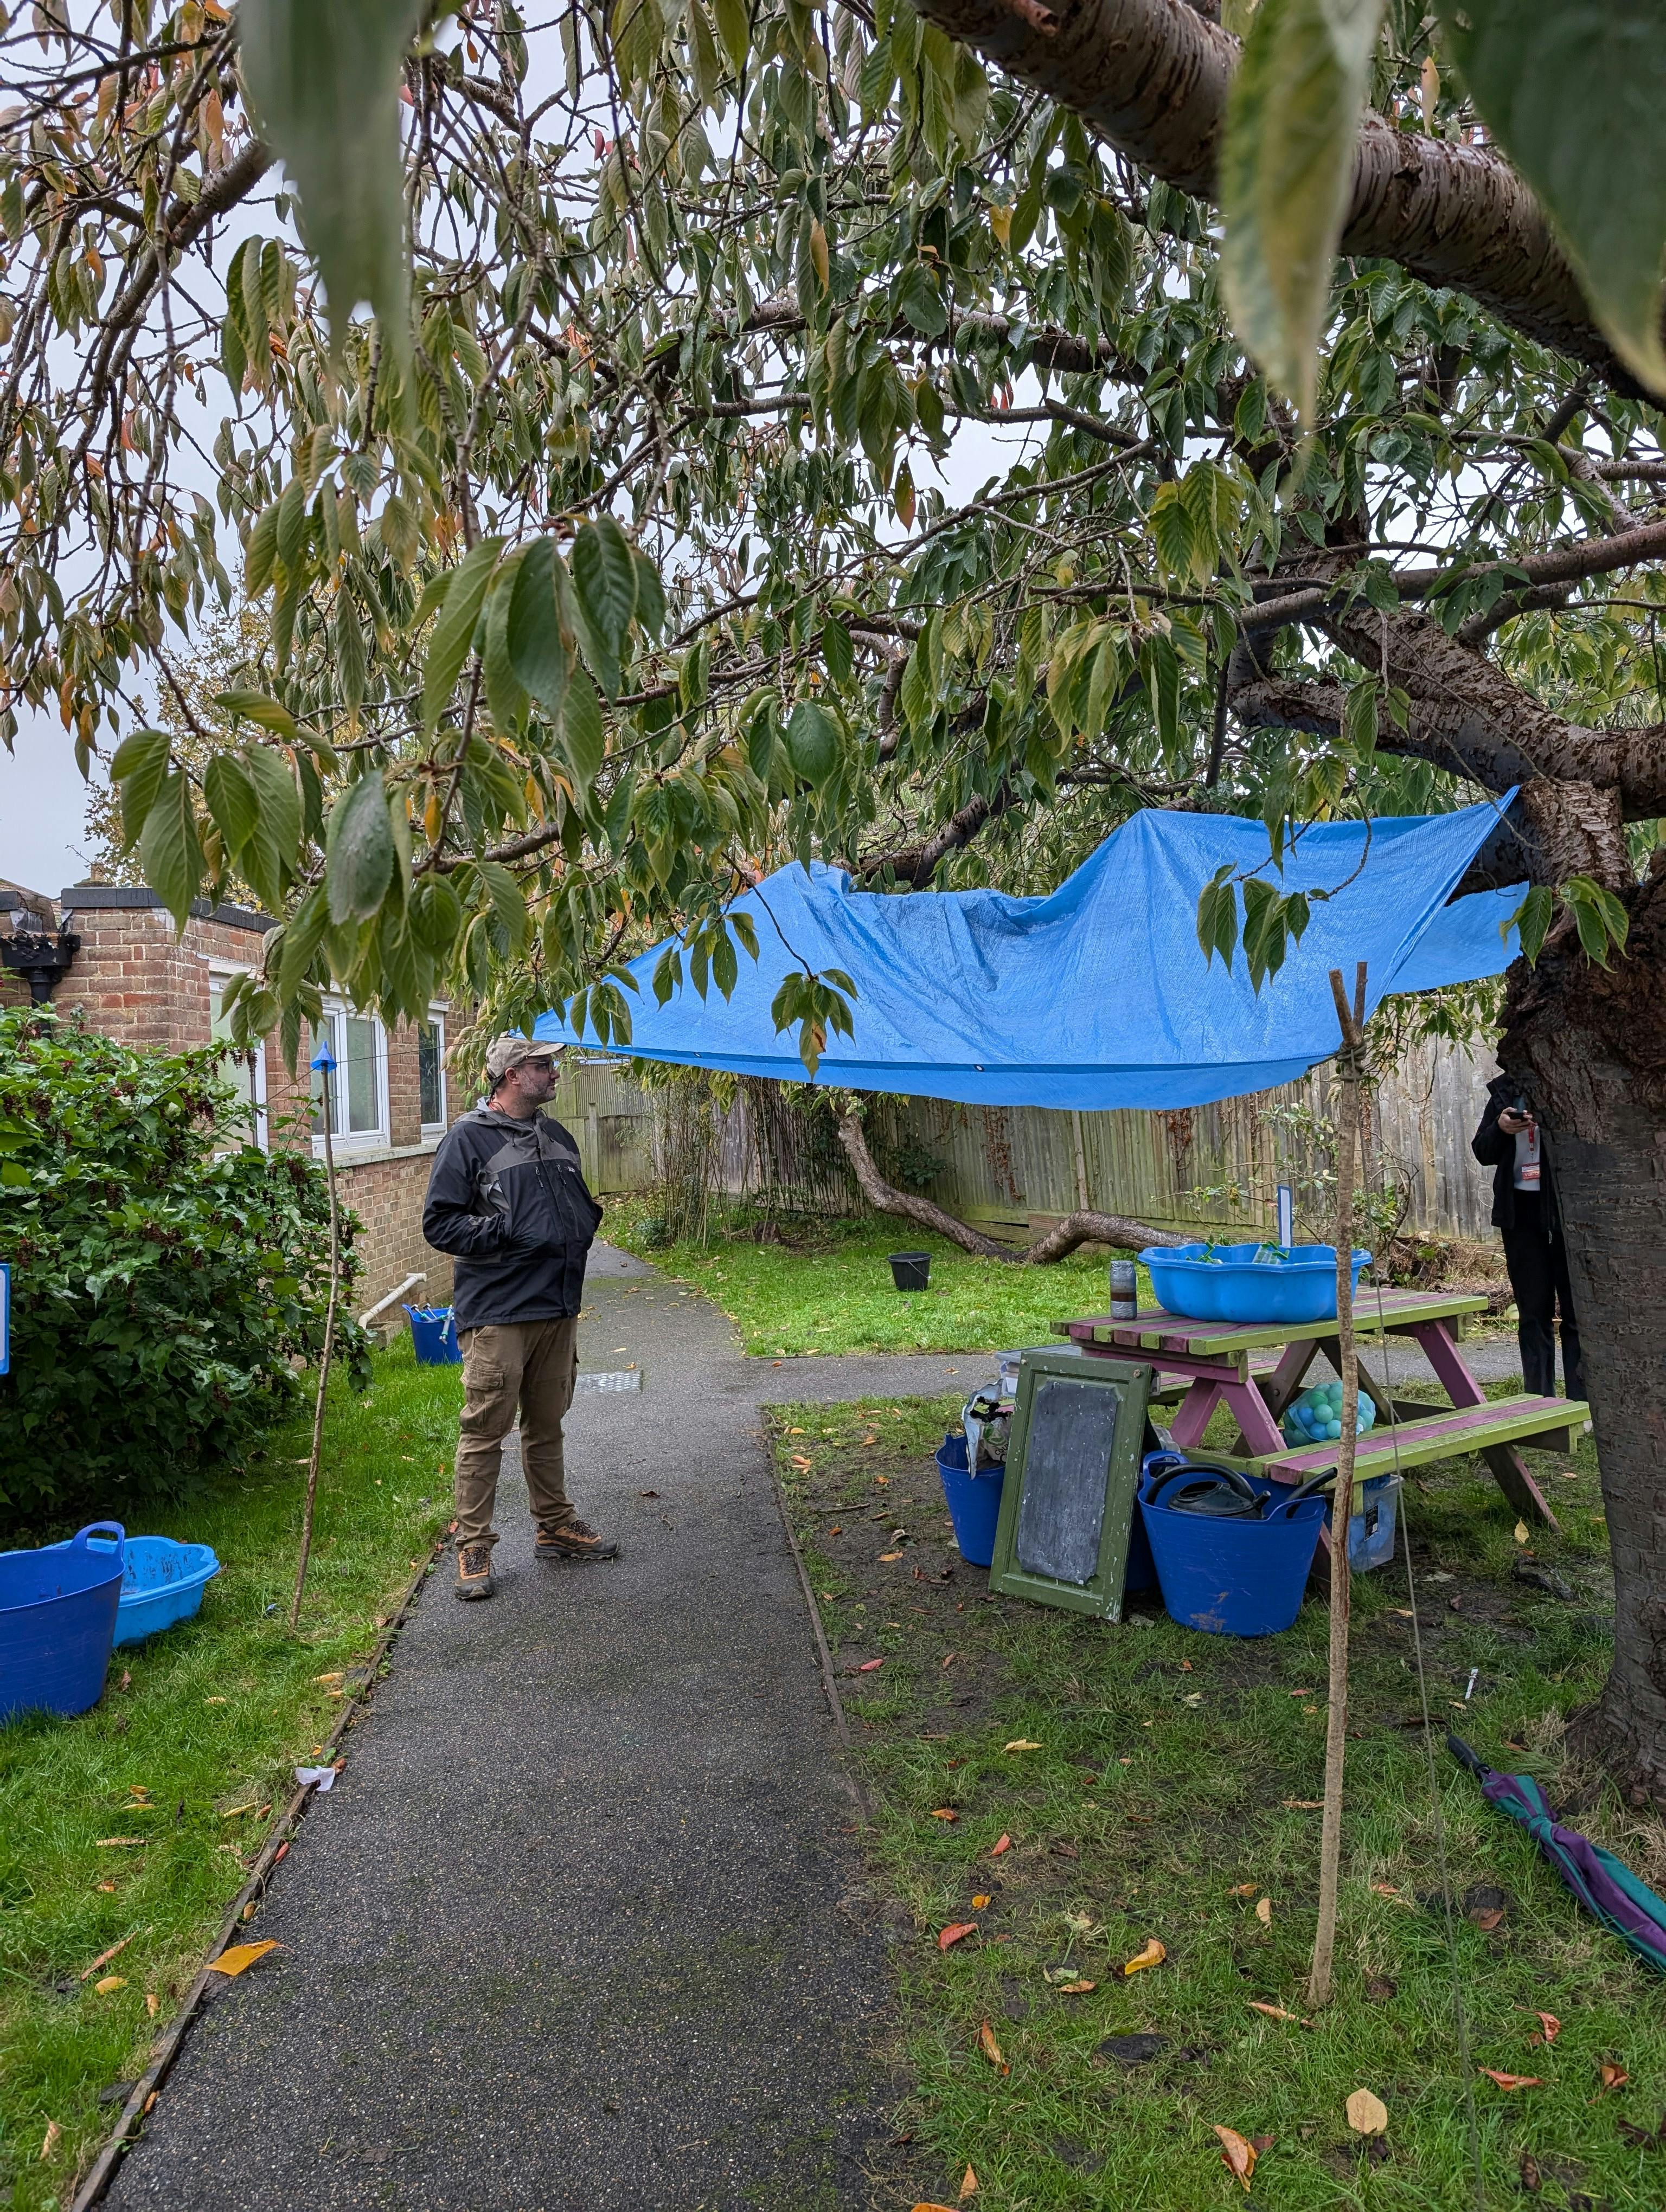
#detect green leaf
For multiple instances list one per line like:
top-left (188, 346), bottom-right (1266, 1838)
top-left (110, 728), bottom-right (172, 851)
top-left (1220, 0), bottom-right (1389, 419)
top-left (785, 699), bottom-right (841, 785)
top-left (483, 557), bottom-right (531, 735)
top-left (713, 0), bottom-right (749, 70)
top-left (324, 770), bottom-right (396, 925)
top-left (559, 670), bottom-right (606, 807)
top-left (244, 500), bottom-right (281, 597)
top-left (138, 770), bottom-right (204, 926)
top-left (239, 0), bottom-right (427, 355)
top-left (421, 537), bottom-right (502, 737)
top-left (896, 262), bottom-right (947, 338)
top-left (1149, 483), bottom-right (1196, 584)
top-left (216, 690), bottom-right (310, 749)
top-left (731, 911), bottom-right (759, 962)
top-left (571, 516), bottom-right (638, 652)
top-left (241, 744), bottom-right (304, 905)
top-left (1437, 0), bottom-right (1666, 397)
top-left (1342, 677), bottom-right (1379, 757)
top-left (203, 753), bottom-right (261, 858)
top-left (822, 617), bottom-right (854, 685)
top-left (506, 538), bottom-right (571, 717)
top-left (477, 860), bottom-right (529, 954)
top-left (1196, 861), bottom-right (1239, 970)
top-left (1506, 883), bottom-right (1554, 965)
top-left (1561, 873), bottom-right (1631, 967)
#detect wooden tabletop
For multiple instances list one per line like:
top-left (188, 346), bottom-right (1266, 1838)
top-left (1053, 1286), bottom-right (1489, 1361)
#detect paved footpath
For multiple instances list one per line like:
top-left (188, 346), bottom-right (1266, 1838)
top-left (105, 1248), bottom-right (969, 2212)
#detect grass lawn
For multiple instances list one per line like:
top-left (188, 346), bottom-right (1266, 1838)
top-left (0, 1340), bottom-right (462, 2211)
top-left (602, 1196), bottom-right (1148, 1358)
top-left (770, 1391), bottom-right (1666, 2209)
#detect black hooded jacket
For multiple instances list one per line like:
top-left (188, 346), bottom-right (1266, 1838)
top-left (1471, 1073), bottom-right (1560, 1235)
top-left (422, 1107), bottom-right (603, 1331)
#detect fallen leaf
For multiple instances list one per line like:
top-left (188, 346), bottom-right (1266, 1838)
top-left (910, 2204), bottom-right (958, 2211)
top-left (1255, 1897), bottom-right (1272, 1926)
top-left (858, 1657), bottom-right (885, 1673)
top-left (1003, 1739), bottom-right (1041, 1753)
top-left (1346, 2087), bottom-right (1389, 2134)
top-left (788, 1426), bottom-right (805, 1435)
top-left (971, 1894), bottom-right (991, 1909)
top-left (1471, 1907), bottom-right (1505, 1932)
top-left (930, 1808), bottom-right (959, 1821)
top-left (96, 1882), bottom-right (115, 1893)
top-left (1514, 1520), bottom-right (1530, 1544)
top-left (203, 1695), bottom-right (227, 1706)
top-left (1058, 1978), bottom-right (1097, 1994)
top-left (1123, 1938), bottom-right (1166, 1976)
top-left (990, 1835), bottom-right (1011, 1857)
top-left (862, 1435), bottom-right (879, 1446)
top-left (938, 1923), bottom-right (978, 1951)
top-left (1229, 1882), bottom-right (1258, 1896)
top-left (1534, 2011), bottom-right (1561, 2043)
top-left (1287, 1687), bottom-right (1316, 1697)
top-left (977, 2020), bottom-right (1009, 2073)
top-left (1478, 2069), bottom-right (1541, 2092)
top-left (80, 1934), bottom-right (134, 1980)
top-left (790, 1455), bottom-right (812, 1471)
top-left (40, 2119), bottom-right (60, 2162)
top-left (1248, 2001), bottom-right (1313, 2027)
top-left (94, 1975), bottom-right (126, 1994)
top-left (1281, 1799), bottom-right (1324, 1810)
top-left (1214, 2124), bottom-right (1257, 2190)
top-left (1181, 1691), bottom-right (1204, 1707)
top-left (313, 1671), bottom-right (343, 1685)
top-left (1520, 2150), bottom-right (1543, 2191)
top-left (829, 1527), bottom-right (842, 1538)
top-left (145, 1992), bottom-right (159, 2017)
top-left (1599, 2060), bottom-right (1630, 2093)
top-left (95, 1838), bottom-right (148, 1848)
top-left (205, 1939), bottom-right (279, 1978)
top-left (1372, 1882), bottom-right (1400, 1896)
top-left (941, 1651), bottom-right (956, 1668)
top-left (959, 2164), bottom-right (979, 2201)
top-left (879, 1552), bottom-right (905, 1562)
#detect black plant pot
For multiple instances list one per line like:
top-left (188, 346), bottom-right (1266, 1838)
top-left (888, 1252), bottom-right (931, 1291)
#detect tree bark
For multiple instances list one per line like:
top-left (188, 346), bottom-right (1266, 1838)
top-left (913, 0), bottom-right (1631, 390)
top-left (835, 1109), bottom-right (1185, 1259)
top-left (1504, 864), bottom-right (1666, 1801)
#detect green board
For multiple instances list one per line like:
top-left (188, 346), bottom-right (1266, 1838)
top-left (988, 1350), bottom-right (1155, 1621)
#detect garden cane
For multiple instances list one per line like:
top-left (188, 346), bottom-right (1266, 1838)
top-left (1308, 961), bottom-right (1367, 2011)
top-left (291, 1040), bottom-right (343, 1632)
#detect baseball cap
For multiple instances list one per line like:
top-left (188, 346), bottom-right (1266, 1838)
top-left (484, 1033), bottom-right (563, 1083)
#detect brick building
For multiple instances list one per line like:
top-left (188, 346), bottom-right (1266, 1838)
top-left (1, 879), bottom-right (460, 1319)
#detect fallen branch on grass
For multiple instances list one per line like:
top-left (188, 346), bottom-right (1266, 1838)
top-left (835, 1110), bottom-right (1186, 1262)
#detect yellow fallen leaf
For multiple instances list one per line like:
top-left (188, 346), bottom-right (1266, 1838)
top-left (146, 1992), bottom-right (160, 2017)
top-left (1346, 2087), bottom-right (1389, 2134)
top-left (959, 2165), bottom-right (979, 2202)
top-left (971, 1894), bottom-right (991, 1909)
top-left (930, 1808), bottom-right (958, 1821)
top-left (1228, 1882), bottom-right (1258, 1896)
top-left (94, 1975), bottom-right (126, 1994)
top-left (40, 2119), bottom-right (60, 2162)
top-left (1514, 1520), bottom-right (1529, 1545)
top-left (1123, 1938), bottom-right (1166, 1976)
top-left (1255, 1896), bottom-right (1272, 1926)
top-left (788, 1426), bottom-right (806, 1435)
top-left (1058, 1978), bottom-right (1097, 1994)
top-left (911, 2204), bottom-right (958, 2211)
top-left (203, 1696), bottom-right (227, 1706)
top-left (1281, 1798), bottom-right (1324, 1810)
top-left (205, 1939), bottom-right (279, 1978)
top-left (1004, 1739), bottom-right (1041, 1753)
top-left (879, 1551), bottom-right (905, 1562)
top-left (95, 1838), bottom-right (148, 1848)
top-left (1214, 2124), bottom-right (1257, 2190)
top-left (1248, 2001), bottom-right (1312, 2027)
top-left (977, 2019), bottom-right (1009, 2073)
top-left (313, 1672), bottom-right (343, 1685)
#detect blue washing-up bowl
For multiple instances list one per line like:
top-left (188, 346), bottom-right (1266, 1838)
top-left (1138, 1243), bottom-right (1372, 1326)
top-left (114, 1537), bottom-right (222, 1648)
top-left (0, 1522), bottom-right (126, 1723)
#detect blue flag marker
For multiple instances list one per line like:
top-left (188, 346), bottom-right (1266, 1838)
top-left (310, 1041), bottom-right (337, 1073)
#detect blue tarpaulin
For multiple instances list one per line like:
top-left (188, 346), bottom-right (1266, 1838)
top-left (535, 800), bottom-right (1522, 1110)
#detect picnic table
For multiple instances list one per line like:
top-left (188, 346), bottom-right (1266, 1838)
top-left (1053, 1288), bottom-right (1584, 1532)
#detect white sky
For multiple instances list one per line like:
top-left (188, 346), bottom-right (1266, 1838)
top-left (0, 703), bottom-right (101, 904)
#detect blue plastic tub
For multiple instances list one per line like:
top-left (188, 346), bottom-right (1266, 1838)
top-left (1138, 1461), bottom-right (1325, 1636)
top-left (935, 1435), bottom-right (1005, 1568)
top-left (0, 1522), bottom-right (125, 1724)
top-left (405, 1304), bottom-right (462, 1365)
top-left (114, 1537), bottom-right (222, 1648)
top-left (1139, 1242), bottom-right (1372, 1326)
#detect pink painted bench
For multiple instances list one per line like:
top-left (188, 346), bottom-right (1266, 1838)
top-left (1054, 1289), bottom-right (1583, 1531)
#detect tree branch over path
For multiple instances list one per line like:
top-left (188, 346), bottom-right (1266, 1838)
top-left (915, 0), bottom-right (1633, 389)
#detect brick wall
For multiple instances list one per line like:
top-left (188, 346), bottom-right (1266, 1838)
top-left (335, 1150), bottom-right (454, 1315)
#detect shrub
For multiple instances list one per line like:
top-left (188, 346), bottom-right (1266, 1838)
top-left (0, 1008), bottom-right (369, 1532)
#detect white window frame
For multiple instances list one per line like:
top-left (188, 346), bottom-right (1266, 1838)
top-left (311, 997), bottom-right (389, 1155)
top-left (208, 962), bottom-right (268, 1150)
top-left (418, 1004), bottom-right (448, 1136)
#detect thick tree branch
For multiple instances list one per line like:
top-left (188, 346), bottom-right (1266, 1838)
top-left (914, 0), bottom-right (1633, 391)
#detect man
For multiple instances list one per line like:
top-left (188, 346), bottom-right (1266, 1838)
top-left (1471, 1075), bottom-right (1586, 1405)
top-left (422, 1034), bottom-right (618, 1599)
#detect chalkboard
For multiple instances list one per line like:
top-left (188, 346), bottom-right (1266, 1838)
top-left (1015, 1377), bottom-right (1124, 1584)
top-left (987, 1349), bottom-right (1154, 1621)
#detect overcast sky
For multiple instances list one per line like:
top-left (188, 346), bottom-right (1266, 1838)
top-left (1, 704), bottom-right (102, 904)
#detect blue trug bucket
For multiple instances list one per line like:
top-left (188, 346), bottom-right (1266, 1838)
top-left (1139, 1461), bottom-right (1325, 1637)
top-left (0, 1522), bottom-right (126, 1723)
top-left (114, 1537), bottom-right (222, 1647)
top-left (935, 1435), bottom-right (1004, 1568)
top-left (404, 1304), bottom-right (462, 1365)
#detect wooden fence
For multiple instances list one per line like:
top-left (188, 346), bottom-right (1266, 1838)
top-left (548, 1034), bottom-right (1500, 1244)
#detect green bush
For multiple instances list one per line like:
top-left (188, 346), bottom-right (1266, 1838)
top-left (0, 1008), bottom-right (368, 1533)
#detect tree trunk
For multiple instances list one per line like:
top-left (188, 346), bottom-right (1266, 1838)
top-left (1505, 861), bottom-right (1666, 1799)
top-left (834, 1109), bottom-right (1186, 1261)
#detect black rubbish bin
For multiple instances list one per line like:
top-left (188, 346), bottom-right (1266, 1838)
top-left (888, 1251), bottom-right (932, 1291)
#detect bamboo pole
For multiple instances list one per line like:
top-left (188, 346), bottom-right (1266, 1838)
top-left (291, 1056), bottom-right (342, 1634)
top-left (1308, 960), bottom-right (1368, 2010)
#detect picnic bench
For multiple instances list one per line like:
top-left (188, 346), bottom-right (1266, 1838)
top-left (1053, 1288), bottom-right (1584, 1532)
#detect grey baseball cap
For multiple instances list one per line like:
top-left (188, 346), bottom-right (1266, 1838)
top-left (484, 1033), bottom-right (563, 1084)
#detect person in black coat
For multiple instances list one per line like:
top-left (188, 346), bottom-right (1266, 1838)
top-left (1471, 1074), bottom-right (1585, 1403)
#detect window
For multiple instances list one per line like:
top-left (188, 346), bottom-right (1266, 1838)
top-left (310, 1001), bottom-right (388, 1149)
top-left (209, 969), bottom-right (267, 1148)
top-left (418, 1011), bottom-right (447, 1131)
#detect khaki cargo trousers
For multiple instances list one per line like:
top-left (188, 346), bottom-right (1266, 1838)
top-left (453, 1317), bottom-right (579, 1549)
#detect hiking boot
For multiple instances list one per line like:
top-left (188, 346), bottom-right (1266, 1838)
top-left (454, 1540), bottom-right (495, 1600)
top-left (535, 1516), bottom-right (619, 1563)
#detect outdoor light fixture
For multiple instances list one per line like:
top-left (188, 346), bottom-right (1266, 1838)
top-left (1, 910), bottom-right (80, 1004)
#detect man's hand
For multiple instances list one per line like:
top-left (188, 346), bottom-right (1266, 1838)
top-left (1497, 1107), bottom-right (1532, 1136)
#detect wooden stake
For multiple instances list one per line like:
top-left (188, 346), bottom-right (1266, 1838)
top-left (1308, 960), bottom-right (1368, 2011)
top-left (291, 1061), bottom-right (342, 1634)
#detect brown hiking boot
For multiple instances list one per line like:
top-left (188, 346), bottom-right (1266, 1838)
top-left (454, 1540), bottom-right (495, 1600)
top-left (535, 1516), bottom-right (619, 1563)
